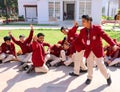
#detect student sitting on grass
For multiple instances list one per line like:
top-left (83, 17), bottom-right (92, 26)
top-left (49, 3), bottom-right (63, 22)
top-left (104, 39), bottom-right (120, 66)
top-left (0, 36), bottom-right (17, 64)
top-left (26, 34), bottom-right (49, 74)
top-left (8, 25), bottom-right (34, 71)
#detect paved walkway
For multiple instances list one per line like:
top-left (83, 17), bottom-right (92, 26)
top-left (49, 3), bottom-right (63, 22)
top-left (0, 25), bottom-right (120, 31)
top-left (0, 62), bottom-right (120, 92)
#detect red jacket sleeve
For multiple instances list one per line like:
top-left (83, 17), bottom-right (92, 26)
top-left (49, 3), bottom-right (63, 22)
top-left (24, 29), bottom-right (34, 44)
top-left (10, 35), bottom-right (20, 45)
top-left (68, 26), bottom-right (78, 35)
top-left (11, 43), bottom-right (17, 57)
top-left (1, 43), bottom-right (6, 53)
top-left (97, 26), bottom-right (115, 46)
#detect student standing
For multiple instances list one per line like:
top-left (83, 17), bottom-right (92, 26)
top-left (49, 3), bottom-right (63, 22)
top-left (73, 15), bottom-right (118, 85)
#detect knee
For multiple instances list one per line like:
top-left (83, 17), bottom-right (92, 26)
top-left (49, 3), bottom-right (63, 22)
top-left (0, 53), bottom-right (6, 60)
top-left (60, 50), bottom-right (65, 55)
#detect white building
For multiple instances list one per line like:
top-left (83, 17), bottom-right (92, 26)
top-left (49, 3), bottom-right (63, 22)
top-left (18, 0), bottom-right (103, 25)
top-left (102, 0), bottom-right (119, 18)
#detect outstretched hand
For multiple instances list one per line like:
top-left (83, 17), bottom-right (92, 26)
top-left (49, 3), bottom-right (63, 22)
top-left (74, 21), bottom-right (79, 27)
top-left (30, 24), bottom-right (33, 30)
top-left (8, 31), bottom-right (12, 35)
top-left (113, 45), bottom-right (120, 51)
top-left (33, 36), bottom-right (37, 42)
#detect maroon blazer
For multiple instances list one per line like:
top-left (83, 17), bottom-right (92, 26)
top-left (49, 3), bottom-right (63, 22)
top-left (10, 29), bottom-right (33, 54)
top-left (67, 26), bottom-right (79, 43)
top-left (74, 25), bottom-right (115, 58)
top-left (1, 42), bottom-right (16, 56)
top-left (32, 41), bottom-right (45, 67)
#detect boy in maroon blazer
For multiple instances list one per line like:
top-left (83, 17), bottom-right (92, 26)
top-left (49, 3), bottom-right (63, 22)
top-left (9, 25), bottom-right (34, 71)
top-left (61, 22), bottom-right (87, 74)
top-left (0, 36), bottom-right (17, 63)
top-left (60, 21), bottom-right (79, 43)
top-left (27, 34), bottom-right (49, 73)
top-left (73, 15), bottom-right (119, 85)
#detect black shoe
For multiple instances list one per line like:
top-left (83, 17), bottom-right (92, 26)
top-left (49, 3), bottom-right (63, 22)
top-left (85, 79), bottom-right (91, 85)
top-left (0, 60), bottom-right (2, 64)
top-left (107, 77), bottom-right (112, 86)
top-left (24, 65), bottom-right (29, 71)
top-left (26, 65), bottom-right (34, 74)
top-left (104, 62), bottom-right (109, 67)
top-left (54, 62), bottom-right (62, 67)
top-left (80, 69), bottom-right (87, 73)
top-left (69, 72), bottom-right (79, 76)
top-left (46, 62), bottom-right (51, 68)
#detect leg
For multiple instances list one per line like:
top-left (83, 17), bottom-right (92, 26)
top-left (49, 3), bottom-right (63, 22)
top-left (109, 58), bottom-right (120, 66)
top-left (60, 50), bottom-right (66, 61)
top-left (85, 51), bottom-right (95, 85)
top-left (50, 55), bottom-right (61, 66)
top-left (35, 64), bottom-right (49, 73)
top-left (73, 50), bottom-right (86, 75)
top-left (95, 57), bottom-right (111, 85)
top-left (2, 55), bottom-right (15, 63)
top-left (0, 53), bottom-right (6, 60)
top-left (44, 54), bottom-right (51, 63)
top-left (95, 57), bottom-right (109, 79)
top-left (23, 53), bottom-right (32, 62)
top-left (64, 53), bottom-right (75, 66)
top-left (86, 52), bottom-right (95, 80)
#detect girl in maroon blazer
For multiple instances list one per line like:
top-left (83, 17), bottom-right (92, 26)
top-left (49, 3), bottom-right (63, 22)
top-left (73, 15), bottom-right (119, 85)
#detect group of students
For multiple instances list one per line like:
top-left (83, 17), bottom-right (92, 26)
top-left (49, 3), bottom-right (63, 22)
top-left (0, 15), bottom-right (120, 86)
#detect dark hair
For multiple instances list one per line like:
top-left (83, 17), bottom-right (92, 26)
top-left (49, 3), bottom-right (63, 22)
top-left (82, 15), bottom-right (93, 22)
top-left (19, 35), bottom-right (25, 38)
top-left (37, 33), bottom-right (45, 38)
top-left (60, 26), bottom-right (65, 31)
top-left (4, 36), bottom-right (11, 41)
top-left (61, 37), bottom-right (67, 45)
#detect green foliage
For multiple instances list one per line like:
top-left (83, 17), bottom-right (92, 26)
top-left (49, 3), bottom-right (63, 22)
top-left (0, 0), bottom-right (18, 18)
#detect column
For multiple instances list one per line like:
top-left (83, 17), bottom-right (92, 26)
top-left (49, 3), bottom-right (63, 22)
top-left (37, 0), bottom-right (49, 24)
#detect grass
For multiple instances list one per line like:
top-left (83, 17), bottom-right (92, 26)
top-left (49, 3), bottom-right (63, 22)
top-left (0, 29), bottom-right (120, 51)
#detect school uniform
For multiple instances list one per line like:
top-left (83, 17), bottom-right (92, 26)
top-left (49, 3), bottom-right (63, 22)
top-left (10, 29), bottom-right (33, 62)
top-left (74, 25), bottom-right (115, 80)
top-left (60, 48), bottom-right (75, 66)
top-left (67, 26), bottom-right (79, 43)
top-left (0, 42), bottom-right (16, 63)
top-left (32, 40), bottom-right (48, 73)
top-left (45, 45), bottom-right (62, 66)
top-left (66, 26), bottom-right (87, 75)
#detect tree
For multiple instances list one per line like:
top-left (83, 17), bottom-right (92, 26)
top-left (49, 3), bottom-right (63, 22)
top-left (0, 0), bottom-right (18, 17)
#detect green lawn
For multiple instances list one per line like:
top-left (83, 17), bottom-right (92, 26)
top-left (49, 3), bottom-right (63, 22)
top-left (0, 29), bottom-right (120, 51)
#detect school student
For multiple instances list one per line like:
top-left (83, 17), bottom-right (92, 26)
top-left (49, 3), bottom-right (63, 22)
top-left (60, 21), bottom-right (79, 43)
top-left (8, 25), bottom-right (34, 63)
top-left (45, 44), bottom-right (63, 67)
top-left (27, 34), bottom-right (49, 73)
top-left (0, 36), bottom-right (17, 63)
top-left (73, 15), bottom-right (119, 85)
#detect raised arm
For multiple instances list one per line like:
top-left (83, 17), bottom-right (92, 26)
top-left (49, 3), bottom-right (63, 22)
top-left (8, 31), bottom-right (20, 45)
top-left (68, 21), bottom-right (79, 35)
top-left (24, 25), bottom-right (34, 44)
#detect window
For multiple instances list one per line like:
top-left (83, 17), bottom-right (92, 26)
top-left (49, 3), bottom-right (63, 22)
top-left (49, 1), bottom-right (60, 21)
top-left (79, 0), bottom-right (92, 19)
